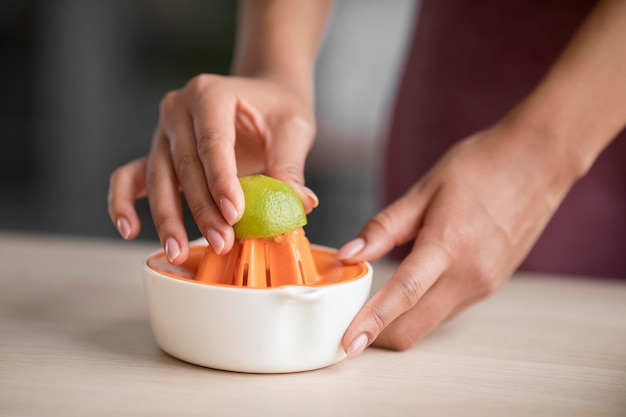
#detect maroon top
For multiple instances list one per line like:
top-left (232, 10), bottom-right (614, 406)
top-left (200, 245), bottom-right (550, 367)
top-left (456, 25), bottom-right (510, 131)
top-left (384, 0), bottom-right (626, 278)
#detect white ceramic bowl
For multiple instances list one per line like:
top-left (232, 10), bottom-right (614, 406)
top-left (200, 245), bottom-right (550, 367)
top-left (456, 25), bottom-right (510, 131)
top-left (142, 244), bottom-right (372, 373)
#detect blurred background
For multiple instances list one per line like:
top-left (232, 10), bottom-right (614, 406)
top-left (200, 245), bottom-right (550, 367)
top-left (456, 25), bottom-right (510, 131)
top-left (0, 0), bottom-right (416, 248)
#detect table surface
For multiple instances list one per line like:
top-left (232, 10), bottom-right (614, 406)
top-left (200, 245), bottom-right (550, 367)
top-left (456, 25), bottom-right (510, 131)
top-left (1, 231), bottom-right (625, 417)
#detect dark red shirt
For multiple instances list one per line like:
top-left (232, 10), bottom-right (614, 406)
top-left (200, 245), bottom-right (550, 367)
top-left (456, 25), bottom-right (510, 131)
top-left (384, 0), bottom-right (626, 278)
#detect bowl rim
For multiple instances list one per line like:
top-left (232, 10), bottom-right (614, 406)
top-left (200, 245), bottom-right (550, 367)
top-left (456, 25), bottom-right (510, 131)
top-left (143, 243), bottom-right (372, 293)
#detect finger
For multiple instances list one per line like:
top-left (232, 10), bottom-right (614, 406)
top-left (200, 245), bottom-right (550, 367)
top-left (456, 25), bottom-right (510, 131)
top-left (146, 132), bottom-right (190, 264)
top-left (337, 183), bottom-right (436, 263)
top-left (263, 113), bottom-right (318, 213)
top-left (342, 241), bottom-right (450, 358)
top-left (107, 157), bottom-right (147, 240)
top-left (162, 95), bottom-right (234, 255)
top-left (373, 275), bottom-right (465, 351)
top-left (187, 80), bottom-right (245, 228)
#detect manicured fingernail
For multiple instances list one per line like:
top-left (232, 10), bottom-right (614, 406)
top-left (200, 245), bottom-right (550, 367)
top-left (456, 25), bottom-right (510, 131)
top-left (337, 238), bottom-right (365, 260)
top-left (220, 198), bottom-right (238, 225)
top-left (346, 334), bottom-right (369, 359)
top-left (116, 217), bottom-right (131, 240)
top-left (206, 228), bottom-right (225, 255)
top-left (302, 186), bottom-right (319, 208)
top-left (165, 237), bottom-right (180, 262)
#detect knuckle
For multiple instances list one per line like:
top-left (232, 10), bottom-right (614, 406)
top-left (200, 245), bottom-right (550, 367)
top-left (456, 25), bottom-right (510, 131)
top-left (145, 163), bottom-right (157, 190)
top-left (397, 273), bottom-right (424, 308)
top-left (470, 262), bottom-right (499, 296)
top-left (206, 169), bottom-right (232, 191)
top-left (153, 216), bottom-right (178, 237)
top-left (369, 305), bottom-right (388, 335)
top-left (188, 201), bottom-right (213, 223)
top-left (172, 153), bottom-right (196, 179)
top-left (159, 90), bottom-right (179, 116)
top-left (369, 211), bottom-right (396, 238)
top-left (481, 277), bottom-right (499, 297)
top-left (280, 114), bottom-right (315, 140)
top-left (382, 329), bottom-right (417, 352)
top-left (195, 131), bottom-right (224, 159)
top-left (108, 166), bottom-right (123, 187)
top-left (185, 73), bottom-right (222, 96)
top-left (272, 163), bottom-right (304, 186)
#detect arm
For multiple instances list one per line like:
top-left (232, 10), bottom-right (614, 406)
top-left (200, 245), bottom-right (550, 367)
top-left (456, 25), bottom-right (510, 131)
top-left (339, 0), bottom-right (626, 356)
top-left (508, 0), bottom-right (626, 178)
top-left (233, 0), bottom-right (331, 103)
top-left (108, 1), bottom-right (331, 262)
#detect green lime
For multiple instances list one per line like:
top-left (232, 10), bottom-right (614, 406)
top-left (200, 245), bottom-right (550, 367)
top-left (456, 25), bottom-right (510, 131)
top-left (233, 175), bottom-right (308, 239)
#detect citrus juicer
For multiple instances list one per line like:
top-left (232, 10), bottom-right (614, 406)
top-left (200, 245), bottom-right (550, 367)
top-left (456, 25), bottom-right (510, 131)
top-left (146, 227), bottom-right (368, 289)
top-left (148, 173), bottom-right (368, 288)
top-left (195, 227), bottom-right (320, 288)
top-left (142, 175), bottom-right (373, 373)
top-left (143, 238), bottom-right (373, 373)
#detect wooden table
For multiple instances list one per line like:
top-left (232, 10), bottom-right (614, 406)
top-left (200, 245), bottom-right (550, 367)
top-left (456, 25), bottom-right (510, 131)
top-left (1, 232), bottom-right (625, 416)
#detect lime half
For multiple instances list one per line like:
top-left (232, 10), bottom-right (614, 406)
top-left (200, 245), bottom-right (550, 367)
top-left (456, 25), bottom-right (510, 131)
top-left (233, 175), bottom-right (308, 239)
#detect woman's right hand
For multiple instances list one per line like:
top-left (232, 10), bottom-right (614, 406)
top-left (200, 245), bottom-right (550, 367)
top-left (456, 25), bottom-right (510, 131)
top-left (107, 74), bottom-right (318, 264)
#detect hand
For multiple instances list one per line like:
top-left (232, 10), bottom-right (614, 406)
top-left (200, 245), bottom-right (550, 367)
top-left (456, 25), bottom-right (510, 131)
top-left (337, 120), bottom-right (580, 357)
top-left (336, 0), bottom-right (626, 357)
top-left (108, 74), bottom-right (318, 263)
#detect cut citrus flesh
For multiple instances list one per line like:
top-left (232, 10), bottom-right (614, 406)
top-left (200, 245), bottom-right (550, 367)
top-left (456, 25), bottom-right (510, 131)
top-left (233, 175), bottom-right (307, 239)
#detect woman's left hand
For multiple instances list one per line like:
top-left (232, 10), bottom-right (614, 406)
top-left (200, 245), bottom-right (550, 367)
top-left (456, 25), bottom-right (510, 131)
top-left (337, 119), bottom-right (581, 357)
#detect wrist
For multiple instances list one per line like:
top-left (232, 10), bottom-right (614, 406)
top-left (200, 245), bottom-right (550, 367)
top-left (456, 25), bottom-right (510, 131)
top-left (254, 67), bottom-right (315, 107)
top-left (231, 0), bottom-right (330, 108)
top-left (487, 107), bottom-right (587, 198)
top-left (500, 91), bottom-right (613, 186)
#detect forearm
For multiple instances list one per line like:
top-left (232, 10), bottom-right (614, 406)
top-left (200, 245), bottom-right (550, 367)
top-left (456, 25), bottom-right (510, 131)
top-left (231, 0), bottom-right (332, 104)
top-left (506, 0), bottom-right (626, 180)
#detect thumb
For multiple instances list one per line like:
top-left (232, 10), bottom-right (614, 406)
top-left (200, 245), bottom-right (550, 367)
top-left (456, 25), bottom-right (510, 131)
top-left (264, 116), bottom-right (318, 213)
top-left (337, 183), bottom-right (433, 263)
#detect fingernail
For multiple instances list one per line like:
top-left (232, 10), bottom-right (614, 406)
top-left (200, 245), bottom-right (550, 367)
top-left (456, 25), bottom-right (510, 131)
top-left (337, 238), bottom-right (365, 260)
top-left (206, 228), bottom-right (225, 255)
top-left (165, 237), bottom-right (180, 262)
top-left (116, 217), bottom-right (131, 240)
top-left (220, 198), bottom-right (238, 225)
top-left (302, 186), bottom-right (319, 208)
top-left (346, 334), bottom-right (369, 359)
